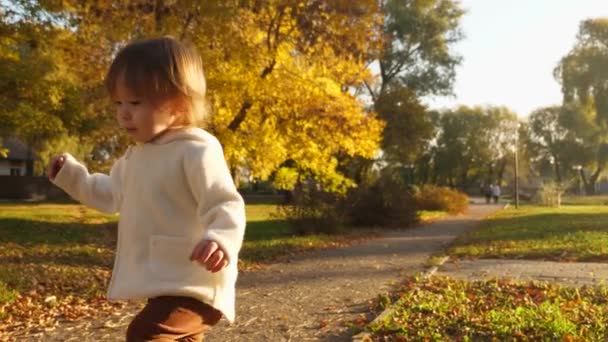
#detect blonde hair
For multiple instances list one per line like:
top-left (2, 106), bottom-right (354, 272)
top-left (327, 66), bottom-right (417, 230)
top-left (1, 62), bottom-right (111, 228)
top-left (105, 36), bottom-right (209, 127)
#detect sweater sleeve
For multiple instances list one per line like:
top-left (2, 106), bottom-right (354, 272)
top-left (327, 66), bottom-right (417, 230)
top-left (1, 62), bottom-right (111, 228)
top-left (184, 140), bottom-right (246, 266)
top-left (51, 153), bottom-right (124, 214)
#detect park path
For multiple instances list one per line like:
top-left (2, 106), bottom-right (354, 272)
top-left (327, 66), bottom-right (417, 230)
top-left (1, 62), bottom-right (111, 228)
top-left (436, 258), bottom-right (608, 287)
top-left (15, 203), bottom-right (500, 342)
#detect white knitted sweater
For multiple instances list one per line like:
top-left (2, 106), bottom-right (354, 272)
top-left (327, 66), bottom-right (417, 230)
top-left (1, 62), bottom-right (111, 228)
top-left (52, 128), bottom-right (246, 322)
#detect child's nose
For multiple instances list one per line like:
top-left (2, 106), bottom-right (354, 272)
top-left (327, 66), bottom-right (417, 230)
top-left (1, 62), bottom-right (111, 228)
top-left (117, 106), bottom-right (132, 120)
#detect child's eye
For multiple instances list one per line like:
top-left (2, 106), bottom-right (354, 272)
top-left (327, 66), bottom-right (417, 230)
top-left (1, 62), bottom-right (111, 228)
top-left (129, 101), bottom-right (141, 105)
top-left (113, 101), bottom-right (122, 106)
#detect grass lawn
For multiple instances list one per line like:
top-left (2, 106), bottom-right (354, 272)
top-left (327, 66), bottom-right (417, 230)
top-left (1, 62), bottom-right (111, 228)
top-left (367, 276), bottom-right (608, 340)
top-left (240, 203), bottom-right (374, 269)
top-left (448, 205), bottom-right (608, 262)
top-left (0, 201), bottom-right (374, 334)
top-left (562, 195), bottom-right (608, 206)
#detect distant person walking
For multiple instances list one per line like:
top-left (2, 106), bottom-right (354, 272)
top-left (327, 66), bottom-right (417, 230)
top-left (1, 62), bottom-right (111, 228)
top-left (484, 183), bottom-right (492, 204)
top-left (491, 184), bottom-right (501, 204)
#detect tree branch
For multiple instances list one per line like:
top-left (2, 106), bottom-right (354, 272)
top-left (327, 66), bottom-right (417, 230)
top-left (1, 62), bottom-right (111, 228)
top-left (382, 43), bottom-right (422, 85)
top-left (591, 164), bottom-right (604, 182)
top-left (260, 59), bottom-right (276, 79)
top-left (154, 0), bottom-right (165, 34)
top-left (363, 80), bottom-right (377, 103)
top-left (179, 10), bottom-right (196, 40)
top-left (228, 101), bottom-right (253, 131)
top-left (227, 6), bottom-right (286, 132)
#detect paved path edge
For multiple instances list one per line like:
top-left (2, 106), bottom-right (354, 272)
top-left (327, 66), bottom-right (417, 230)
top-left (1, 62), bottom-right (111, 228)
top-left (351, 201), bottom-right (506, 341)
top-left (351, 256), bottom-right (450, 341)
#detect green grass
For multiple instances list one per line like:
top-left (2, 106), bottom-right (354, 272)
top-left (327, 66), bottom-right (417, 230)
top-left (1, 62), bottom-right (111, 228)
top-left (368, 276), bottom-right (608, 340)
top-left (240, 203), bottom-right (371, 267)
top-left (0, 203), bottom-right (118, 326)
top-left (562, 195), bottom-right (608, 206)
top-left (448, 205), bottom-right (608, 261)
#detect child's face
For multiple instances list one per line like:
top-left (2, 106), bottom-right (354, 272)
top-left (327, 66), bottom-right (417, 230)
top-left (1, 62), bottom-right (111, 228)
top-left (112, 79), bottom-right (178, 143)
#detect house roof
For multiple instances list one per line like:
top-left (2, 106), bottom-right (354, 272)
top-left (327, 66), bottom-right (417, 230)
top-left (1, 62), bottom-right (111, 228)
top-left (1, 137), bottom-right (36, 161)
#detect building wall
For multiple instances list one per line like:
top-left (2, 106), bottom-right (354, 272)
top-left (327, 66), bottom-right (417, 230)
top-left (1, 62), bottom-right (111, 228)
top-left (0, 160), bottom-right (27, 176)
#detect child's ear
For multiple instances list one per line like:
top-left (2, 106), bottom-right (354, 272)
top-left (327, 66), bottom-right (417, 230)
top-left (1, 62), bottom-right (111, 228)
top-left (172, 97), bottom-right (189, 115)
top-left (169, 98), bottom-right (190, 126)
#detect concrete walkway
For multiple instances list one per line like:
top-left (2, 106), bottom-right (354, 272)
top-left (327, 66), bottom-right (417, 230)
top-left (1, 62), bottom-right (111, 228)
top-left (436, 259), bottom-right (608, 287)
top-left (204, 203), bottom-right (501, 341)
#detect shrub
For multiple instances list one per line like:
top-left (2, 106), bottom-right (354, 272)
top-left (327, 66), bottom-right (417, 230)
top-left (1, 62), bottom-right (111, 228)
top-left (414, 185), bottom-right (469, 214)
top-left (535, 181), bottom-right (568, 207)
top-left (277, 185), bottom-right (345, 235)
top-left (344, 177), bottom-right (418, 228)
top-left (277, 168), bottom-right (419, 233)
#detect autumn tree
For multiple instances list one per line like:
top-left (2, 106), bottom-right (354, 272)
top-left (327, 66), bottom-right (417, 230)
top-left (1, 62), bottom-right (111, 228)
top-left (0, 3), bottom-right (96, 173)
top-left (2, 1), bottom-right (386, 191)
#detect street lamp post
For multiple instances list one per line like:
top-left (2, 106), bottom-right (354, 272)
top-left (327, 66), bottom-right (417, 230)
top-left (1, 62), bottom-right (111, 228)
top-left (514, 143), bottom-right (519, 208)
top-left (514, 123), bottom-right (520, 209)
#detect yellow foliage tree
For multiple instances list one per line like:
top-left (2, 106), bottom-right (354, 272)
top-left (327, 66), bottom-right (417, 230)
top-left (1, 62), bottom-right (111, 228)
top-left (2, 0), bottom-right (385, 191)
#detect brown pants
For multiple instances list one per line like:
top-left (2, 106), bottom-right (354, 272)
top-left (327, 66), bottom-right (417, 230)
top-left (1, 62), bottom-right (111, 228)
top-left (126, 296), bottom-right (223, 342)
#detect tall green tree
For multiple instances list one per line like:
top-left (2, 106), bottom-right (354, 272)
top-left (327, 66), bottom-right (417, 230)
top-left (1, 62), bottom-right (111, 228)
top-left (432, 106), bottom-right (519, 189)
top-left (366, 0), bottom-right (465, 101)
top-left (483, 106), bottom-right (519, 186)
top-left (354, 0), bottom-right (464, 186)
top-left (554, 18), bottom-right (608, 193)
top-left (374, 83), bottom-right (435, 166)
top-left (527, 106), bottom-right (589, 184)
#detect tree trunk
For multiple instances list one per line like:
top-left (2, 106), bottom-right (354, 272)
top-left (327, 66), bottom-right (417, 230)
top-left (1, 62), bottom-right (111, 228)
top-left (487, 161), bottom-right (495, 183)
top-left (230, 166), bottom-right (240, 189)
top-left (227, 101), bottom-right (253, 131)
top-left (459, 165), bottom-right (469, 189)
top-left (281, 190), bottom-right (293, 204)
top-left (553, 156), bottom-right (562, 184)
top-left (155, 0), bottom-right (165, 33)
top-left (448, 174), bottom-right (455, 187)
top-left (26, 148), bottom-right (33, 176)
top-left (431, 170), bottom-right (439, 185)
top-left (227, 59), bottom-right (276, 132)
top-left (355, 159), bottom-right (373, 186)
top-left (581, 166), bottom-right (603, 195)
top-left (496, 158), bottom-right (507, 185)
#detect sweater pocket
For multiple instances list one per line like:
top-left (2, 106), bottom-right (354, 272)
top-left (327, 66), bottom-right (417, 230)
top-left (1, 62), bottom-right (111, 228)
top-left (149, 235), bottom-right (217, 283)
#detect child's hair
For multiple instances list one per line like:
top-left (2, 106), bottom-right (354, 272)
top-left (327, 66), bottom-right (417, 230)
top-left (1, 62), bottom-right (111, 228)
top-left (105, 36), bottom-right (209, 127)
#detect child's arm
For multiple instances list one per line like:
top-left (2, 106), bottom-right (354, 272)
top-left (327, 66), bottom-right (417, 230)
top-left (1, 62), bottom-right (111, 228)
top-left (48, 153), bottom-right (124, 214)
top-left (185, 140), bottom-right (246, 270)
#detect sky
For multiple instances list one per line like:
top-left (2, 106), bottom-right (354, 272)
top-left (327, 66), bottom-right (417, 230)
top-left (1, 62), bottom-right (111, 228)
top-left (424, 0), bottom-right (608, 117)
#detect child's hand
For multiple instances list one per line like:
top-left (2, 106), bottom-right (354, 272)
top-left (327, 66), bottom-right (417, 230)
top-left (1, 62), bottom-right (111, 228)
top-left (48, 154), bottom-right (66, 180)
top-left (190, 240), bottom-right (227, 273)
